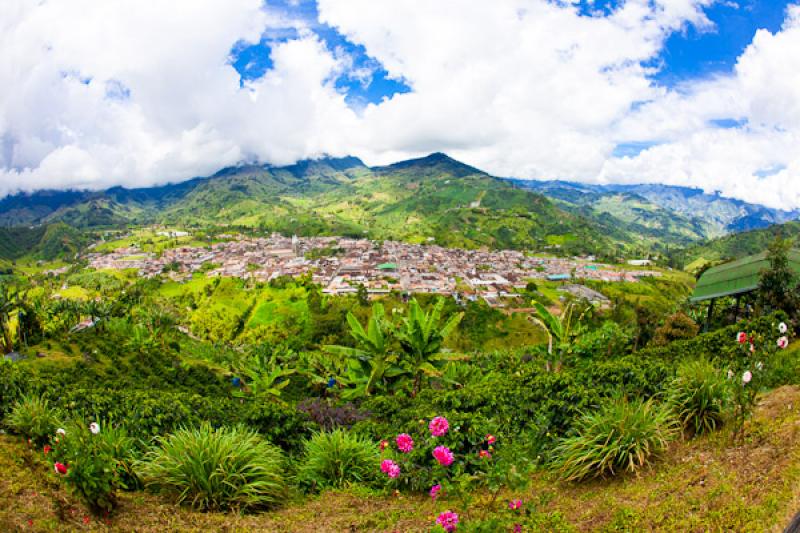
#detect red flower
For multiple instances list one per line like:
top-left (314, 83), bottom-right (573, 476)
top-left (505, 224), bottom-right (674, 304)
top-left (54, 462), bottom-right (68, 475)
top-left (379, 439), bottom-right (390, 451)
top-left (485, 434), bottom-right (496, 445)
top-left (43, 445), bottom-right (52, 455)
top-left (479, 449), bottom-right (492, 459)
top-left (83, 516), bottom-right (90, 525)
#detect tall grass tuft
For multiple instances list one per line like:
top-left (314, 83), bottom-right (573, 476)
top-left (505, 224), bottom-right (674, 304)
top-left (138, 423), bottom-right (287, 511)
top-left (667, 360), bottom-right (730, 436)
top-left (4, 395), bottom-right (62, 444)
top-left (556, 396), bottom-right (675, 481)
top-left (298, 429), bottom-right (379, 490)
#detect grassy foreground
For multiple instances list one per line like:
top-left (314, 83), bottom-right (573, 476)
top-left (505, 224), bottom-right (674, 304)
top-left (3, 386), bottom-right (800, 532)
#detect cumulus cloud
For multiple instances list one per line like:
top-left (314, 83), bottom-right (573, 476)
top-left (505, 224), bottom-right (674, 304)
top-left (1, 0), bottom-right (800, 209)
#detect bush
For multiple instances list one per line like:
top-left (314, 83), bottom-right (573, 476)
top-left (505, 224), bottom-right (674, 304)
top-left (652, 312), bottom-right (699, 346)
top-left (297, 398), bottom-right (370, 430)
top-left (667, 360), bottom-right (729, 436)
top-left (4, 395), bottom-right (61, 444)
top-left (0, 359), bottom-right (26, 421)
top-left (298, 429), bottom-right (379, 490)
top-left (49, 420), bottom-right (131, 513)
top-left (138, 423), bottom-right (287, 511)
top-left (555, 396), bottom-right (675, 481)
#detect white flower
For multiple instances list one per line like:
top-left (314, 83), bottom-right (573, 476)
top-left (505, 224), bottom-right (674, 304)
top-left (777, 336), bottom-right (789, 349)
top-left (89, 422), bottom-right (100, 434)
top-left (56, 428), bottom-right (66, 436)
top-left (756, 361), bottom-right (764, 370)
top-left (742, 371), bottom-right (753, 384)
top-left (779, 322), bottom-right (788, 334)
top-left (727, 369), bottom-right (734, 380)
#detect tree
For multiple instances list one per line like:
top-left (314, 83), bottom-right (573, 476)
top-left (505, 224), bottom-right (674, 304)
top-left (757, 235), bottom-right (799, 318)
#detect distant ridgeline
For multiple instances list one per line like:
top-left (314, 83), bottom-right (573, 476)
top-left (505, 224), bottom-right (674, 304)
top-left (1, 153), bottom-right (798, 261)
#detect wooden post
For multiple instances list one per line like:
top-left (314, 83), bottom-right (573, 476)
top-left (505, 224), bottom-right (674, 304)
top-left (705, 298), bottom-right (716, 332)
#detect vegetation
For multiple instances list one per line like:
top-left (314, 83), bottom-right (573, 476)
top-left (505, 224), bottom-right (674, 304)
top-left (298, 429), bottom-right (379, 490)
top-left (667, 360), bottom-right (729, 436)
top-left (4, 395), bottom-right (62, 445)
top-left (555, 396), bottom-right (675, 481)
top-left (138, 424), bottom-right (287, 511)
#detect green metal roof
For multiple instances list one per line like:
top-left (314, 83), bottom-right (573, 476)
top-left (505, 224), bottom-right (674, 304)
top-left (690, 250), bottom-right (800, 302)
top-left (377, 262), bottom-right (398, 270)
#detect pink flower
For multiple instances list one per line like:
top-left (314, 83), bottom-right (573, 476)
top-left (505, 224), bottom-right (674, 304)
top-left (750, 344), bottom-right (755, 354)
top-left (429, 416), bottom-right (449, 437)
top-left (380, 459), bottom-right (396, 474)
top-left (508, 499), bottom-right (523, 511)
top-left (430, 484), bottom-right (442, 500)
top-left (778, 336), bottom-right (789, 349)
top-left (513, 525), bottom-right (522, 533)
top-left (742, 371), bottom-right (753, 384)
top-left (737, 332), bottom-right (748, 344)
top-left (387, 464), bottom-right (401, 478)
top-left (485, 434), bottom-right (496, 445)
top-left (396, 433), bottom-right (414, 453)
top-left (433, 445), bottom-right (454, 466)
top-left (379, 439), bottom-right (390, 451)
top-left (479, 449), bottom-right (492, 459)
top-left (54, 462), bottom-right (68, 475)
top-left (436, 511), bottom-right (459, 532)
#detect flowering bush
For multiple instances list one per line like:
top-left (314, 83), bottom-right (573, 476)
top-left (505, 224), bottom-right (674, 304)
top-left (379, 417), bottom-right (531, 531)
top-left (728, 321), bottom-right (791, 440)
top-left (48, 420), bottom-right (132, 513)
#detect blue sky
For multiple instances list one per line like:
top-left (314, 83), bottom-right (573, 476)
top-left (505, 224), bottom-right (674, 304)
top-left (230, 0), bottom-right (410, 107)
top-left (230, 0), bottom-right (793, 107)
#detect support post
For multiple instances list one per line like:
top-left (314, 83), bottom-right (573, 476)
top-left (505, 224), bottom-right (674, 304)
top-left (705, 298), bottom-right (716, 333)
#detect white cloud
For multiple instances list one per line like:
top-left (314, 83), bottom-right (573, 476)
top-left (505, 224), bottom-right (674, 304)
top-left (1, 0), bottom-right (800, 210)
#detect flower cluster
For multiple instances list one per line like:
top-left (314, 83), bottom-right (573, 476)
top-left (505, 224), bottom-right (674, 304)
top-left (396, 433), bottom-right (414, 453)
top-left (433, 445), bottom-right (454, 467)
top-left (429, 416), bottom-right (449, 437)
top-left (436, 511), bottom-right (459, 532)
top-left (380, 459), bottom-right (400, 479)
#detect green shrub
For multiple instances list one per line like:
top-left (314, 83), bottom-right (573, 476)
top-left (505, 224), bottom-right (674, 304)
top-left (667, 360), bottom-right (729, 436)
top-left (4, 395), bottom-right (62, 444)
top-left (49, 420), bottom-right (130, 513)
top-left (0, 359), bottom-right (25, 421)
top-left (298, 429), bottom-right (379, 490)
top-left (138, 423), bottom-right (287, 511)
top-left (555, 396), bottom-right (675, 481)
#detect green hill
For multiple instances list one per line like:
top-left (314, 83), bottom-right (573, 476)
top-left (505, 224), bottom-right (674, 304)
top-left (0, 223), bottom-right (85, 262)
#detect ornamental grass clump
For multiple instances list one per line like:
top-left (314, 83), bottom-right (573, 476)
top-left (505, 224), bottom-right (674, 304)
top-left (667, 360), bottom-right (730, 437)
top-left (298, 429), bottom-right (379, 490)
top-left (4, 395), bottom-right (62, 445)
top-left (138, 423), bottom-right (287, 511)
top-left (556, 396), bottom-right (675, 482)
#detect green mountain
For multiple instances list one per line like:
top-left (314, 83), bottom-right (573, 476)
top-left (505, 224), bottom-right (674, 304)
top-left (510, 180), bottom-right (799, 242)
top-left (5, 153), bottom-right (785, 259)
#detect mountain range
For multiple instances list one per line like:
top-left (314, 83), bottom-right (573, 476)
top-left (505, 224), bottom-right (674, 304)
top-left (0, 153), bottom-right (797, 262)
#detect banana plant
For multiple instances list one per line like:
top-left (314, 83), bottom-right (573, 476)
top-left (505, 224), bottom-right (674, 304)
top-left (395, 298), bottom-right (463, 397)
top-left (234, 351), bottom-right (296, 403)
top-left (325, 303), bottom-right (401, 398)
top-left (529, 301), bottom-right (587, 371)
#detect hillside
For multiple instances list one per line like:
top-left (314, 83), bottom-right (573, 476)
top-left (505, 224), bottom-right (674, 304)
top-left (510, 180), bottom-right (799, 242)
top-left (678, 220), bottom-right (800, 270)
top-left (0, 223), bottom-right (84, 262)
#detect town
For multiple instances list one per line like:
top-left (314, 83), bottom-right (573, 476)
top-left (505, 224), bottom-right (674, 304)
top-left (85, 233), bottom-right (661, 304)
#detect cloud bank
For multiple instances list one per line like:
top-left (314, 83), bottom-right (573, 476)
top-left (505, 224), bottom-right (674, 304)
top-left (1, 0), bottom-right (800, 208)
